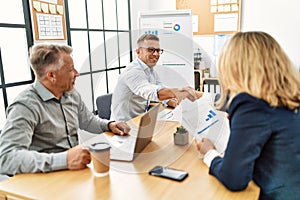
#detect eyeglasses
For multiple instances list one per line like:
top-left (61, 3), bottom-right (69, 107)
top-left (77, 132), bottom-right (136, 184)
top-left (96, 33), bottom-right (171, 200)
top-left (140, 47), bottom-right (164, 54)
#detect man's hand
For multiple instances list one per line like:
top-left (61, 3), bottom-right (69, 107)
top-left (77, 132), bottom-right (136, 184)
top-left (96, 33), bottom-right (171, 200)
top-left (170, 87), bottom-right (197, 103)
top-left (195, 90), bottom-right (204, 99)
top-left (167, 99), bottom-right (179, 108)
top-left (157, 87), bottom-right (200, 105)
top-left (109, 121), bottom-right (131, 136)
top-left (169, 88), bottom-right (186, 103)
top-left (180, 86), bottom-right (198, 102)
top-left (67, 146), bottom-right (91, 170)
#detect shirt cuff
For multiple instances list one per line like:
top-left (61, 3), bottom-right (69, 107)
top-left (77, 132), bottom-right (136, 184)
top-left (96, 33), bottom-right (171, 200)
top-left (162, 100), bottom-right (169, 107)
top-left (203, 149), bottom-right (221, 167)
top-left (99, 119), bottom-right (110, 132)
top-left (107, 121), bottom-right (115, 131)
top-left (162, 98), bottom-right (177, 107)
top-left (52, 152), bottom-right (68, 171)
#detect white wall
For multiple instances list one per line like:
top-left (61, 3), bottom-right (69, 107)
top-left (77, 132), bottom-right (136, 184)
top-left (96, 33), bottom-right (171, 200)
top-left (129, 0), bottom-right (176, 54)
top-left (130, 0), bottom-right (150, 31)
top-left (148, 0), bottom-right (176, 11)
top-left (242, 0), bottom-right (300, 68)
top-left (130, 0), bottom-right (176, 31)
top-left (131, 0), bottom-right (300, 69)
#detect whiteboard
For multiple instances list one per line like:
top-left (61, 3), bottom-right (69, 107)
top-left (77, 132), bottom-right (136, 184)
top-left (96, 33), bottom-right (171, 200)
top-left (138, 10), bottom-right (194, 88)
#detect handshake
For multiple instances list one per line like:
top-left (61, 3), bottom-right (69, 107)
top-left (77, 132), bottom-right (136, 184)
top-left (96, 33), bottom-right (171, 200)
top-left (168, 87), bottom-right (203, 107)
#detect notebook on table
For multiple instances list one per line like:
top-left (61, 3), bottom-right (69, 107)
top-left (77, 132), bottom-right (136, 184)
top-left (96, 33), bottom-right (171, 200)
top-left (108, 104), bottom-right (160, 161)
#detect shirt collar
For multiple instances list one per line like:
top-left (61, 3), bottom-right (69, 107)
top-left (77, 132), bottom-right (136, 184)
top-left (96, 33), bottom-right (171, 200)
top-left (137, 58), bottom-right (153, 73)
top-left (33, 80), bottom-right (70, 102)
top-left (33, 80), bottom-right (56, 101)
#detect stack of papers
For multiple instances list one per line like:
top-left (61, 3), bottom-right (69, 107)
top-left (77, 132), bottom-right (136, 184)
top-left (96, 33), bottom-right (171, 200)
top-left (172, 93), bottom-right (230, 154)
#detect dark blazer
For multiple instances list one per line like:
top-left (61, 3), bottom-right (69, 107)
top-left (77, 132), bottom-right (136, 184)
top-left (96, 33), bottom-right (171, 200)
top-left (209, 93), bottom-right (300, 200)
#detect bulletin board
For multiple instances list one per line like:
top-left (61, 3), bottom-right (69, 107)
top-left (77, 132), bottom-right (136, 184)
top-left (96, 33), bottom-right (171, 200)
top-left (176, 0), bottom-right (241, 35)
top-left (29, 0), bottom-right (67, 41)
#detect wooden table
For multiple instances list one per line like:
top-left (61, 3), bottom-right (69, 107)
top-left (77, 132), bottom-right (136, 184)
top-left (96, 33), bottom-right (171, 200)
top-left (0, 120), bottom-right (259, 200)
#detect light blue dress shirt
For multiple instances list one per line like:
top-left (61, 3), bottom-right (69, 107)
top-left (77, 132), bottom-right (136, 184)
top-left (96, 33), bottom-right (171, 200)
top-left (111, 58), bottom-right (165, 121)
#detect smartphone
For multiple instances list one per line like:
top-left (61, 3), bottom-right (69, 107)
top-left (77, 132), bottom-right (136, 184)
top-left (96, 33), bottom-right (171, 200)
top-left (149, 166), bottom-right (188, 182)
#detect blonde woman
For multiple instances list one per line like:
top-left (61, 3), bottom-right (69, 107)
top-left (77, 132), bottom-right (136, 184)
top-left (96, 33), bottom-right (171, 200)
top-left (196, 31), bottom-right (300, 199)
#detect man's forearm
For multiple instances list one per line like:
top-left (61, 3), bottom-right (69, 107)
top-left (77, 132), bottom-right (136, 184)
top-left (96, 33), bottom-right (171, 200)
top-left (157, 88), bottom-right (176, 100)
top-left (0, 150), bottom-right (67, 175)
top-left (157, 87), bottom-right (198, 103)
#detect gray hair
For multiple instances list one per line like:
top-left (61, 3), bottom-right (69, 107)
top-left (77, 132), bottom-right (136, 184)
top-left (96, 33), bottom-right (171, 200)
top-left (137, 34), bottom-right (159, 47)
top-left (29, 44), bottom-right (73, 79)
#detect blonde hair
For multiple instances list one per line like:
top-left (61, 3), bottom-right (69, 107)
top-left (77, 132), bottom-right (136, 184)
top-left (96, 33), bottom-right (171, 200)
top-left (217, 31), bottom-right (300, 110)
top-left (29, 44), bottom-right (73, 79)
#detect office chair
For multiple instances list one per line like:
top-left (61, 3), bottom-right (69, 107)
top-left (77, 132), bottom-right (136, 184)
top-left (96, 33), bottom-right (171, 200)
top-left (202, 78), bottom-right (220, 94)
top-left (194, 70), bottom-right (201, 91)
top-left (202, 78), bottom-right (221, 103)
top-left (96, 93), bottom-right (113, 120)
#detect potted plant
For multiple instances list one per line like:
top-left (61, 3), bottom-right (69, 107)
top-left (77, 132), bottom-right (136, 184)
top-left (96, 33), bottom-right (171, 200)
top-left (174, 125), bottom-right (189, 146)
top-left (204, 68), bottom-right (210, 78)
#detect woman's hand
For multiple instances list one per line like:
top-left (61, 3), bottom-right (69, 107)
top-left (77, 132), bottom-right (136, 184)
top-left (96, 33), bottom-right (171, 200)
top-left (195, 138), bottom-right (215, 155)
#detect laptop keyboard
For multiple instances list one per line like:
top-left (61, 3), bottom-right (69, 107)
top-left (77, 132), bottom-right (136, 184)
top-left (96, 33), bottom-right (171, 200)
top-left (109, 134), bottom-right (136, 152)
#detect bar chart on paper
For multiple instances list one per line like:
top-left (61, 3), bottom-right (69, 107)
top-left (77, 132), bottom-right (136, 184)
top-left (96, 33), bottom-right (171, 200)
top-left (205, 110), bottom-right (217, 121)
top-left (178, 97), bottom-right (230, 154)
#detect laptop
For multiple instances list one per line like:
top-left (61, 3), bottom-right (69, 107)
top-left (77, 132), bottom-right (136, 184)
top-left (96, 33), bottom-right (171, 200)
top-left (108, 104), bottom-right (160, 161)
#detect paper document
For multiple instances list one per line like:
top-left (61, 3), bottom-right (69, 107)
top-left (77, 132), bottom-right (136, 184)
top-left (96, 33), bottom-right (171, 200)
top-left (174, 95), bottom-right (230, 154)
top-left (157, 106), bottom-right (182, 122)
top-left (157, 109), bottom-right (174, 120)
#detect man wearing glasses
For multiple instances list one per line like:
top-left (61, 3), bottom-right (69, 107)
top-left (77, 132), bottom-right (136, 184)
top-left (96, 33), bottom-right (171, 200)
top-left (111, 34), bottom-right (202, 121)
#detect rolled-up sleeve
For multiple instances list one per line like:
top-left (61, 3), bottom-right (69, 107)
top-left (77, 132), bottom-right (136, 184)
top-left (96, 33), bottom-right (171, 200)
top-left (126, 70), bottom-right (162, 101)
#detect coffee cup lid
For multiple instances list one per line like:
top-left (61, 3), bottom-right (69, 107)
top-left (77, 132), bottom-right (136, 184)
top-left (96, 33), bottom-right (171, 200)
top-left (89, 142), bottom-right (111, 152)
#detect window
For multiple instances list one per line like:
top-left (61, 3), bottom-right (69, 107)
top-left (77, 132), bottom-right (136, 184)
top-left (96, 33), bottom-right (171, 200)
top-left (0, 1), bottom-right (33, 130)
top-left (0, 0), bottom-right (132, 130)
top-left (66, 0), bottom-right (132, 112)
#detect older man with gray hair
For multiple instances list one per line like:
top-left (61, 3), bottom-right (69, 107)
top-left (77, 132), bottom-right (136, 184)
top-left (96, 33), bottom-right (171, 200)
top-left (0, 44), bottom-right (130, 175)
